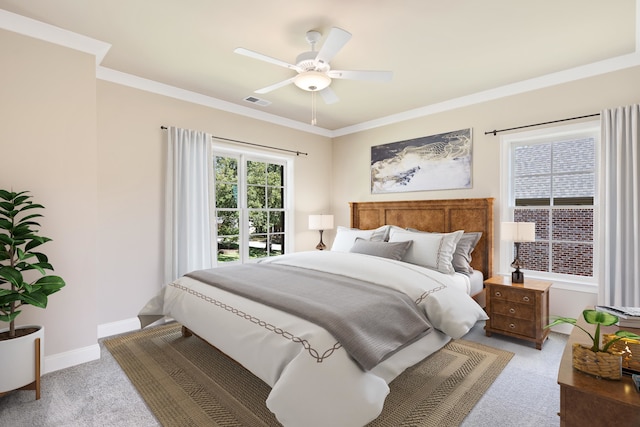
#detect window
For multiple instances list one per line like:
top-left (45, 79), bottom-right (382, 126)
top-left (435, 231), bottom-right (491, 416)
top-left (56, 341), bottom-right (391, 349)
top-left (213, 150), bottom-right (290, 265)
top-left (502, 122), bottom-right (599, 282)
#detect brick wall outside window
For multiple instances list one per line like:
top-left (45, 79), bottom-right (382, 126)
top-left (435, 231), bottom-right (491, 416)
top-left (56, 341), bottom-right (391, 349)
top-left (514, 205), bottom-right (593, 277)
top-left (506, 124), bottom-right (598, 280)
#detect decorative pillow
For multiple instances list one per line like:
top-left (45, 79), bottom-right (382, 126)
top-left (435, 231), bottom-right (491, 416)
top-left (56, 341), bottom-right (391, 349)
top-left (349, 238), bottom-right (413, 261)
top-left (369, 225), bottom-right (391, 242)
top-left (389, 229), bottom-right (463, 274)
top-left (423, 286), bottom-right (489, 338)
top-left (452, 232), bottom-right (482, 275)
top-left (384, 225), bottom-right (406, 240)
top-left (406, 229), bottom-right (482, 275)
top-left (331, 225), bottom-right (404, 251)
top-left (331, 226), bottom-right (375, 252)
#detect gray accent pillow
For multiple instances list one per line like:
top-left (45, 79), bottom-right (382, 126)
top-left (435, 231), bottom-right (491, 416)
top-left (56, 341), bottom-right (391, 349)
top-left (452, 232), bottom-right (482, 275)
top-left (369, 225), bottom-right (391, 242)
top-left (349, 238), bottom-right (413, 261)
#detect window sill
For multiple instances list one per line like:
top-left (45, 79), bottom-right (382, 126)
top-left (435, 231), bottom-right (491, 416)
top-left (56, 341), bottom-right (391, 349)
top-left (497, 271), bottom-right (598, 294)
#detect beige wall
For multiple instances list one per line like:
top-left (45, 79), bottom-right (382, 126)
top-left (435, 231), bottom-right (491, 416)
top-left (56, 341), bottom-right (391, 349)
top-left (331, 65), bottom-right (640, 320)
top-left (0, 29), bottom-right (99, 356)
top-left (96, 81), bottom-right (332, 326)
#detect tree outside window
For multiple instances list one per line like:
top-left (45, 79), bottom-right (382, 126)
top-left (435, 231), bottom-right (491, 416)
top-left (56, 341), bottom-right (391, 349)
top-left (214, 154), bottom-right (287, 264)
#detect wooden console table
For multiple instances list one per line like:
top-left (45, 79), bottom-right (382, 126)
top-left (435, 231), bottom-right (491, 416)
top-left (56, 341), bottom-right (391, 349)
top-left (557, 310), bottom-right (640, 426)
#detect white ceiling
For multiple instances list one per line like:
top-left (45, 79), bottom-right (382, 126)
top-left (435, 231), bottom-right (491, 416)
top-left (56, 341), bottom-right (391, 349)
top-left (0, 0), bottom-right (638, 136)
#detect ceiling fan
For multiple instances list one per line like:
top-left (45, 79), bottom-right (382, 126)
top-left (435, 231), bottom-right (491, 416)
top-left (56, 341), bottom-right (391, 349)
top-left (234, 27), bottom-right (393, 105)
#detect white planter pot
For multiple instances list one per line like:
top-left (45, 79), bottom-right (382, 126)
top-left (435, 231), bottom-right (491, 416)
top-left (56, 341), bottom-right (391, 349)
top-left (0, 325), bottom-right (44, 394)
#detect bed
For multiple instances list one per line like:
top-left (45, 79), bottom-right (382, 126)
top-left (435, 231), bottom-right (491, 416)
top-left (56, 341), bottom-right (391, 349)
top-left (139, 198), bottom-right (494, 426)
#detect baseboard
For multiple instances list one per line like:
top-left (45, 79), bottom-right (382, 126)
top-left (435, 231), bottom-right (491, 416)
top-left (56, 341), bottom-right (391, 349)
top-left (42, 318), bottom-right (164, 374)
top-left (44, 343), bottom-right (101, 374)
top-left (97, 317), bottom-right (141, 339)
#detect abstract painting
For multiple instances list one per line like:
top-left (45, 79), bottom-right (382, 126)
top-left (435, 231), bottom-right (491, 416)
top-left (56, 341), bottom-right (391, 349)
top-left (370, 128), bottom-right (472, 194)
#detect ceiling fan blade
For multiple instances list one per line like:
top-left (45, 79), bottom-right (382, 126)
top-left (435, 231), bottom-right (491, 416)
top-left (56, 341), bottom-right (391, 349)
top-left (319, 86), bottom-right (339, 104)
top-left (328, 70), bottom-right (393, 82)
top-left (315, 27), bottom-right (352, 65)
top-left (254, 77), bottom-right (296, 94)
top-left (234, 47), bottom-right (301, 71)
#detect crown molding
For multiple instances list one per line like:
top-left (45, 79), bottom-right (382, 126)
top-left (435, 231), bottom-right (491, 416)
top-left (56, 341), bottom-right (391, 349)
top-left (96, 67), bottom-right (333, 137)
top-left (0, 8), bottom-right (332, 137)
top-left (0, 9), bottom-right (111, 66)
top-left (3, 4), bottom-right (639, 139)
top-left (332, 51), bottom-right (640, 137)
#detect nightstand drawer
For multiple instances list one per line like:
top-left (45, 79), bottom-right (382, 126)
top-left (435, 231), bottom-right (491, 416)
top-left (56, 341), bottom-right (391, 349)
top-left (490, 300), bottom-right (535, 320)
top-left (489, 286), bottom-right (535, 305)
top-left (489, 314), bottom-right (535, 337)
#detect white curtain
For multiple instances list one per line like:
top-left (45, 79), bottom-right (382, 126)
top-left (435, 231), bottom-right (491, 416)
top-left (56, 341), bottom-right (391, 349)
top-left (164, 126), bottom-right (213, 284)
top-left (600, 104), bottom-right (640, 306)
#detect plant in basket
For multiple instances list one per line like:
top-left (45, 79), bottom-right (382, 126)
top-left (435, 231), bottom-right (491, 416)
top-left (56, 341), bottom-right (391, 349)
top-left (546, 309), bottom-right (640, 380)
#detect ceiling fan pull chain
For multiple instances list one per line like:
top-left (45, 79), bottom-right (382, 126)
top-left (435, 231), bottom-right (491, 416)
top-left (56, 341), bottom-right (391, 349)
top-left (311, 91), bottom-right (317, 126)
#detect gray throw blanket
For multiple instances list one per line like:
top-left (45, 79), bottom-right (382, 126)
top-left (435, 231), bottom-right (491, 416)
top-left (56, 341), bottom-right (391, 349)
top-left (186, 263), bottom-right (432, 370)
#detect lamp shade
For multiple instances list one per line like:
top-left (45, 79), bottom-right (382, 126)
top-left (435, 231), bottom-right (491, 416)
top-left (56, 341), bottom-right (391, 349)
top-left (501, 222), bottom-right (535, 242)
top-left (308, 214), bottom-right (334, 231)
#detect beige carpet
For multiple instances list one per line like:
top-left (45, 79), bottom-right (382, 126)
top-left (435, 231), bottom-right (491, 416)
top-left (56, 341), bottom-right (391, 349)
top-left (104, 323), bottom-right (513, 427)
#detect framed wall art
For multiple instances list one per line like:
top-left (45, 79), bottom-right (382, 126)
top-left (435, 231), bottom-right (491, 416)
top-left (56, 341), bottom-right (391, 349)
top-left (370, 128), bottom-right (472, 194)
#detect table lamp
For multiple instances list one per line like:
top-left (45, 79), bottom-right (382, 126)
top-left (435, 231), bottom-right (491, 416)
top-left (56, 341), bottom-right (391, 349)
top-left (308, 214), bottom-right (334, 250)
top-left (501, 221), bottom-right (535, 283)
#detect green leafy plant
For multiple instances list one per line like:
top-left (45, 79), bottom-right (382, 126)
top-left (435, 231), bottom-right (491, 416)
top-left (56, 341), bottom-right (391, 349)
top-left (0, 190), bottom-right (65, 339)
top-left (546, 309), bottom-right (640, 353)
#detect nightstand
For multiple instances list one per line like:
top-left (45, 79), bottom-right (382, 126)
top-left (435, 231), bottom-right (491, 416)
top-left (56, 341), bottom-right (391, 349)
top-left (484, 275), bottom-right (552, 350)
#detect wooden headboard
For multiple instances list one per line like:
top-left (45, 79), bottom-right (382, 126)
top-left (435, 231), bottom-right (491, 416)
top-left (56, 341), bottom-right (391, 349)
top-left (350, 198), bottom-right (494, 279)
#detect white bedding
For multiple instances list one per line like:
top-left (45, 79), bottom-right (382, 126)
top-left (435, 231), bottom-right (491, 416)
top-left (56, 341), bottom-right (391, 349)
top-left (468, 270), bottom-right (485, 295)
top-left (139, 251), bottom-right (487, 426)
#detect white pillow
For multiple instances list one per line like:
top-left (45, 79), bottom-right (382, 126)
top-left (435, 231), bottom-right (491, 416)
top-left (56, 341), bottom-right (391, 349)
top-left (388, 229), bottom-right (463, 274)
top-left (407, 228), bottom-right (482, 276)
top-left (423, 286), bottom-right (489, 338)
top-left (330, 226), bottom-right (375, 252)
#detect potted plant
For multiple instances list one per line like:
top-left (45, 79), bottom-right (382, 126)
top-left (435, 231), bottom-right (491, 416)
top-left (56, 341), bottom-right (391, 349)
top-left (546, 309), bottom-right (640, 380)
top-left (0, 190), bottom-right (65, 399)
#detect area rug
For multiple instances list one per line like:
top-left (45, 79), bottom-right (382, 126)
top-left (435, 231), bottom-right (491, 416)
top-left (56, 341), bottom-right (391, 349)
top-left (104, 323), bottom-right (513, 426)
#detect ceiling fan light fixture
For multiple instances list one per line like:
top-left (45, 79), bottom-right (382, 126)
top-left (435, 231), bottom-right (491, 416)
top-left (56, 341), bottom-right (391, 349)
top-left (294, 71), bottom-right (331, 92)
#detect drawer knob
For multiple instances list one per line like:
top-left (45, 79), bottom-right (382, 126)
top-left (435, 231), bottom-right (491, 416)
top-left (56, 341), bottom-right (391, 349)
top-left (509, 323), bottom-right (516, 329)
top-left (495, 291), bottom-right (502, 297)
top-left (509, 308), bottom-right (516, 314)
top-left (522, 296), bottom-right (530, 302)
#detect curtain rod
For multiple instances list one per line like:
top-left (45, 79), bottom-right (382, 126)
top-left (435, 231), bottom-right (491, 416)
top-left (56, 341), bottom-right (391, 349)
top-left (160, 126), bottom-right (308, 156)
top-left (484, 113), bottom-right (600, 136)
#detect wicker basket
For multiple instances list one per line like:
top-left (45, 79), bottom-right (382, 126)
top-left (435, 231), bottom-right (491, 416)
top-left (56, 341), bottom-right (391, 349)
top-left (572, 343), bottom-right (622, 380)
top-left (603, 334), bottom-right (640, 373)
